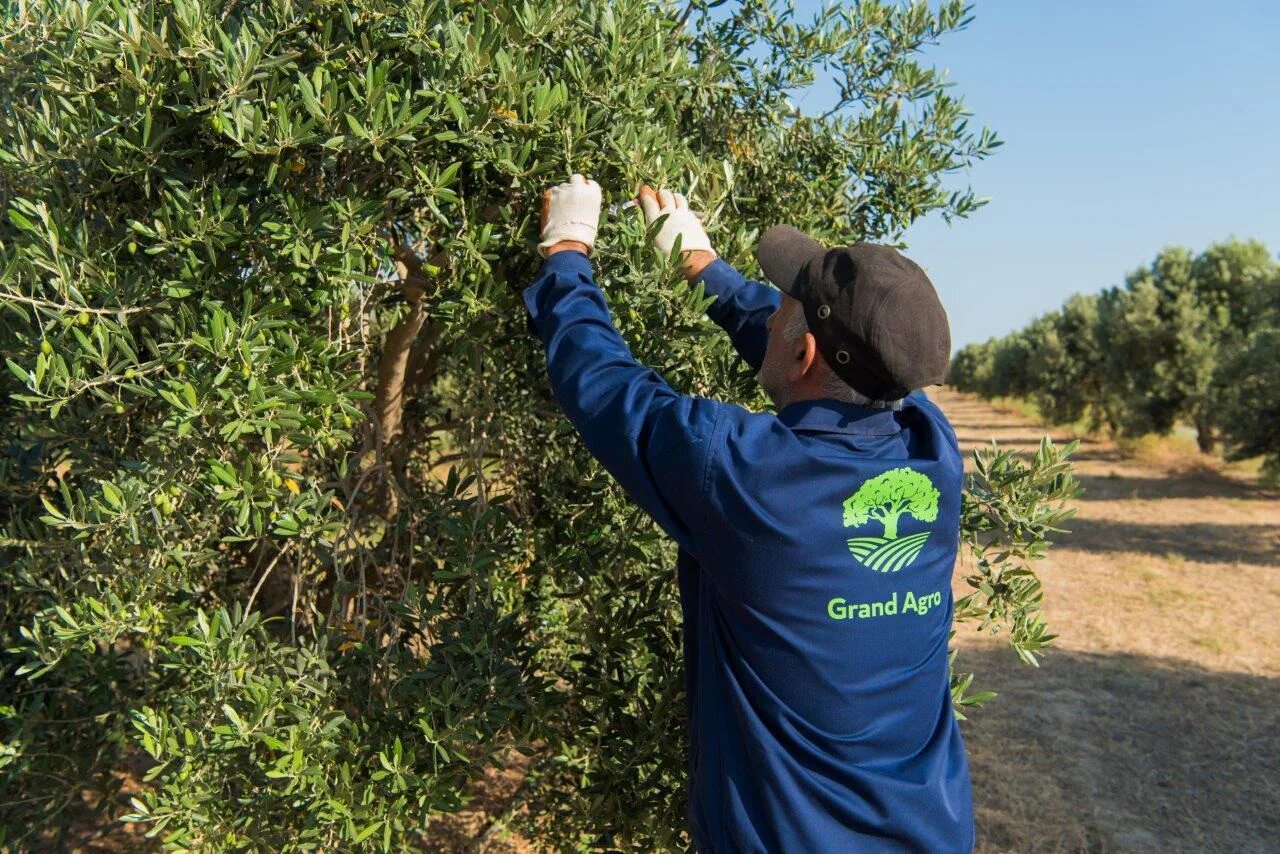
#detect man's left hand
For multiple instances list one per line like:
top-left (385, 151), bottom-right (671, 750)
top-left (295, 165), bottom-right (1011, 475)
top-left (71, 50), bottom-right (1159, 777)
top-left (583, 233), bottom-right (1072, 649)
top-left (539, 173), bottom-right (602, 258)
top-left (636, 183), bottom-right (717, 281)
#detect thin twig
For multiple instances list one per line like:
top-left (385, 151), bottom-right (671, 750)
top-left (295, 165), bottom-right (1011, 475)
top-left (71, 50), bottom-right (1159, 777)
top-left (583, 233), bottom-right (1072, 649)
top-left (244, 543), bottom-right (291, 614)
top-left (1, 292), bottom-right (150, 315)
top-left (290, 569), bottom-right (299, 645)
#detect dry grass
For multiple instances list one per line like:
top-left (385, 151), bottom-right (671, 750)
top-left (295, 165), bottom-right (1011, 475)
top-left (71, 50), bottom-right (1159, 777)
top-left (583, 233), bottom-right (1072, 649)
top-left (939, 387), bottom-right (1280, 853)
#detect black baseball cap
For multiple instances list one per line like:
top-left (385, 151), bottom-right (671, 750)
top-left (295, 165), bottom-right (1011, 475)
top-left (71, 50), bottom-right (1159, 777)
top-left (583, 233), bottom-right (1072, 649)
top-left (755, 225), bottom-right (951, 401)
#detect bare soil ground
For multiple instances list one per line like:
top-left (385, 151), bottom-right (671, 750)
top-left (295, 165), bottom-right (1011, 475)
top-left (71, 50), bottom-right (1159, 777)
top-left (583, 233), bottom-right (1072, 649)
top-left (938, 388), bottom-right (1280, 853)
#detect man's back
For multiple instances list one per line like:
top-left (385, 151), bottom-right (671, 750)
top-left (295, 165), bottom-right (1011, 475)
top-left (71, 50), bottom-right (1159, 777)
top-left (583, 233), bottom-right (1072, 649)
top-left (674, 395), bottom-right (972, 852)
top-left (523, 242), bottom-right (975, 852)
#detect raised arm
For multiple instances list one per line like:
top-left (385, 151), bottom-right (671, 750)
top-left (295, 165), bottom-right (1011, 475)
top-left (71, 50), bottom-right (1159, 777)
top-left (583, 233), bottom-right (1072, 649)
top-left (523, 249), bottom-right (720, 556)
top-left (525, 176), bottom-right (722, 557)
top-left (687, 255), bottom-right (780, 373)
top-left (637, 186), bottom-right (781, 372)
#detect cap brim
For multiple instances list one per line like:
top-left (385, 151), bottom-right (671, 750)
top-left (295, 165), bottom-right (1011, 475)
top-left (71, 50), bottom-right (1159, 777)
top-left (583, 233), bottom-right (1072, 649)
top-left (756, 225), bottom-right (826, 297)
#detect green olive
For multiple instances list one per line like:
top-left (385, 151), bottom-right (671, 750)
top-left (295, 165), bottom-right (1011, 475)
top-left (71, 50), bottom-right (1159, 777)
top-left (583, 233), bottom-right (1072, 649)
top-left (124, 368), bottom-right (136, 380)
top-left (176, 360), bottom-right (187, 374)
top-left (114, 403), bottom-right (125, 414)
top-left (77, 311), bottom-right (90, 326)
top-left (127, 241), bottom-right (137, 254)
top-left (40, 340), bottom-right (52, 355)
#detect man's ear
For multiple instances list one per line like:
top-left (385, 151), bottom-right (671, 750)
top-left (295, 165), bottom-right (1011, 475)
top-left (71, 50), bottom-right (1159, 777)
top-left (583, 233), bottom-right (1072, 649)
top-left (789, 331), bottom-right (820, 381)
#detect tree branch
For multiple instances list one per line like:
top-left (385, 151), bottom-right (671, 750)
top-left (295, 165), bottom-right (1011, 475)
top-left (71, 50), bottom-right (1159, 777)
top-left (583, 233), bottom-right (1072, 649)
top-left (373, 240), bottom-right (447, 449)
top-left (373, 273), bottom-right (427, 449)
top-left (404, 320), bottom-right (447, 395)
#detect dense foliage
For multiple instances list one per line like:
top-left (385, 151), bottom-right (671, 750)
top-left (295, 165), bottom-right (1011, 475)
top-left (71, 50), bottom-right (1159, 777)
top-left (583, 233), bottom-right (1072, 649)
top-left (2, 0), bottom-right (1074, 848)
top-left (949, 239), bottom-right (1280, 474)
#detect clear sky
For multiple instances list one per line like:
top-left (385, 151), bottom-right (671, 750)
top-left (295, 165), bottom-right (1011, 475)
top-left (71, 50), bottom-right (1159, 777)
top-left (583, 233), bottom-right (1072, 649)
top-left (786, 0), bottom-right (1280, 350)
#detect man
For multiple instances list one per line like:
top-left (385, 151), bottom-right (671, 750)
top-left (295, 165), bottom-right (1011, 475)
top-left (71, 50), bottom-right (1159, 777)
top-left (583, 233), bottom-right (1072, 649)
top-left (522, 173), bottom-right (973, 852)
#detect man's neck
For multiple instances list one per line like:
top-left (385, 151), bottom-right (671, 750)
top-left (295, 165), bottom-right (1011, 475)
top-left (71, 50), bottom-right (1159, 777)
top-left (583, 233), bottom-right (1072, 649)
top-left (771, 387), bottom-right (832, 410)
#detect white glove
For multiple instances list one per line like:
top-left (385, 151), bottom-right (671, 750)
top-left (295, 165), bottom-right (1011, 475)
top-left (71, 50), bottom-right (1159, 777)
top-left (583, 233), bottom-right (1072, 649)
top-left (637, 187), bottom-right (716, 259)
top-left (538, 173), bottom-right (602, 258)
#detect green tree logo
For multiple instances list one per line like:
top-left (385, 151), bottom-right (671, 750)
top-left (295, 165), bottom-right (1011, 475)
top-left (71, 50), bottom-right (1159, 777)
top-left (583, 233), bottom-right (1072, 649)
top-left (842, 467), bottom-right (940, 572)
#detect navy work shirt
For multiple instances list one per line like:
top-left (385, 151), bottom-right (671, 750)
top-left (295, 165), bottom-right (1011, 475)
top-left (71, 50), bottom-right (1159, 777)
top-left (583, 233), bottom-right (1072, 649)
top-left (523, 249), bottom-right (974, 853)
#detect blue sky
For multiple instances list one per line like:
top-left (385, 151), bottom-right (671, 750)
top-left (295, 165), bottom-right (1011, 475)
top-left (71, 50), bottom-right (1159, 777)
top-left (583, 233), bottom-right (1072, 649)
top-left (785, 0), bottom-right (1280, 349)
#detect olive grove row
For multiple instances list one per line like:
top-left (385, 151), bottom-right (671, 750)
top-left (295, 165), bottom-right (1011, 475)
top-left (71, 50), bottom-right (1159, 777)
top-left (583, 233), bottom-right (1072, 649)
top-left (949, 239), bottom-right (1280, 476)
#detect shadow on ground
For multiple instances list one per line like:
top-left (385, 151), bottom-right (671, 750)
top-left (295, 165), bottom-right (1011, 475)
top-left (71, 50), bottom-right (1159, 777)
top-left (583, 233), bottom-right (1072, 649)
top-left (953, 431), bottom-right (1064, 448)
top-left (953, 433), bottom-right (1120, 462)
top-left (950, 421), bottom-right (1051, 432)
top-left (958, 645), bottom-right (1280, 853)
top-left (1059, 519), bottom-right (1280, 567)
top-left (1074, 472), bottom-right (1276, 502)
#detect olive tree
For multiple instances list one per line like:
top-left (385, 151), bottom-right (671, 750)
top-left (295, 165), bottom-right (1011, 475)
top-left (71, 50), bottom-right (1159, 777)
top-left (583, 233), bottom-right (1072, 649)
top-left (1100, 244), bottom-right (1277, 451)
top-left (946, 336), bottom-right (995, 395)
top-left (1022, 295), bottom-right (1113, 429)
top-left (951, 240), bottom-right (1277, 465)
top-left (1, 0), bottom-right (1071, 849)
top-left (1213, 266), bottom-right (1280, 479)
top-left (1192, 238), bottom-right (1275, 336)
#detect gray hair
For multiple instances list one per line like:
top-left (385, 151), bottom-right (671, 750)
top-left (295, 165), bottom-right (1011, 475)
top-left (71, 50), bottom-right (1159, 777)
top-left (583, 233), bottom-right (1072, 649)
top-left (782, 308), bottom-right (904, 410)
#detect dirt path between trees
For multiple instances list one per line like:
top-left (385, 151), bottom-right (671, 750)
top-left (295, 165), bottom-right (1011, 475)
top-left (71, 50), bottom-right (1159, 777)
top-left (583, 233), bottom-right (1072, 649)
top-left (936, 388), bottom-right (1280, 853)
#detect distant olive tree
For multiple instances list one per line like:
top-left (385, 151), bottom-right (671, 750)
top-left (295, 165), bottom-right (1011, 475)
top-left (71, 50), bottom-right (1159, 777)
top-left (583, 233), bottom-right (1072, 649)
top-left (951, 239), bottom-right (1278, 461)
top-left (1024, 295), bottom-right (1111, 429)
top-left (1192, 238), bottom-right (1275, 336)
top-left (1213, 267), bottom-right (1280, 479)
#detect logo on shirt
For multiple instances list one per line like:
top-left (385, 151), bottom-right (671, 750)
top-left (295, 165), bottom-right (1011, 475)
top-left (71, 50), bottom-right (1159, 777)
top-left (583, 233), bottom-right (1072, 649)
top-left (842, 467), bottom-right (939, 572)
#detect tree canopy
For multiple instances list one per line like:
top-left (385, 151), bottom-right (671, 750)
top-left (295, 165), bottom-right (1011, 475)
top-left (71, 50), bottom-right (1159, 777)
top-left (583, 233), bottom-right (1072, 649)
top-left (0, 0), bottom-right (1075, 848)
top-left (948, 239), bottom-right (1280, 467)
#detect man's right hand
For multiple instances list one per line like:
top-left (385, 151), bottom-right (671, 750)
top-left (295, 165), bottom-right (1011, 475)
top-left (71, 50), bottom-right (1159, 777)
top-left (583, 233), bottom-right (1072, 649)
top-left (636, 184), bottom-right (717, 281)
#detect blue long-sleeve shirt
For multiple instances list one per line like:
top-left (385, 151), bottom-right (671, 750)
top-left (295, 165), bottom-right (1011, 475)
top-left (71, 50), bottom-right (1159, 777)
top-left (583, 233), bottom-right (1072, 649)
top-left (523, 250), bottom-right (974, 853)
